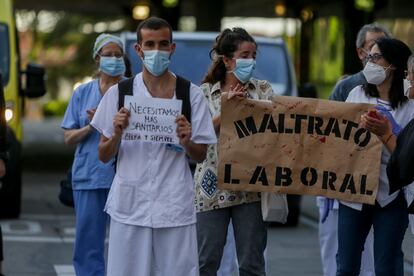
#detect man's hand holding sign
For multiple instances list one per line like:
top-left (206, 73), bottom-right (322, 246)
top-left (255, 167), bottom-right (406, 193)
top-left (217, 94), bottom-right (383, 205)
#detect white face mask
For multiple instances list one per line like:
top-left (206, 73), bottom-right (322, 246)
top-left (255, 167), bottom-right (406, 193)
top-left (403, 78), bottom-right (412, 98)
top-left (362, 61), bottom-right (390, 85)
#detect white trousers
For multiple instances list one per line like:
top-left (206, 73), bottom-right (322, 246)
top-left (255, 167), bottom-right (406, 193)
top-left (107, 220), bottom-right (199, 276)
top-left (318, 207), bottom-right (375, 276)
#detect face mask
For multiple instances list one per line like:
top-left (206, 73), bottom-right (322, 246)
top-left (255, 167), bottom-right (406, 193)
top-left (230, 58), bottom-right (256, 83)
top-left (141, 50), bottom-right (171, 77)
top-left (403, 78), bottom-right (412, 98)
top-left (99, 56), bottom-right (125, 77)
top-left (362, 61), bottom-right (389, 85)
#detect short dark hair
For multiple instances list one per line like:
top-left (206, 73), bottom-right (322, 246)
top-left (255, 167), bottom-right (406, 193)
top-left (363, 38), bottom-right (412, 108)
top-left (136, 17), bottom-right (172, 44)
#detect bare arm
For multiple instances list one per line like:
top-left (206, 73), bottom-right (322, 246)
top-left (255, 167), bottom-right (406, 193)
top-left (64, 108), bottom-right (96, 145)
top-left (380, 133), bottom-right (397, 152)
top-left (98, 133), bottom-right (122, 163)
top-left (184, 142), bottom-right (207, 163)
top-left (98, 107), bottom-right (130, 163)
top-left (64, 125), bottom-right (92, 145)
top-left (176, 115), bottom-right (207, 162)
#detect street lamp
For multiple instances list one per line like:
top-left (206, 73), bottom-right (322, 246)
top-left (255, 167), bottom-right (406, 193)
top-left (132, 3), bottom-right (150, 20)
top-left (274, 2), bottom-right (286, 17)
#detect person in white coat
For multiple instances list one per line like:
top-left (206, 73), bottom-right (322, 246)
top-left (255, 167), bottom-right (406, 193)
top-left (91, 17), bottom-right (216, 276)
top-left (363, 54), bottom-right (414, 276)
top-left (338, 37), bottom-right (413, 276)
top-left (320, 22), bottom-right (391, 276)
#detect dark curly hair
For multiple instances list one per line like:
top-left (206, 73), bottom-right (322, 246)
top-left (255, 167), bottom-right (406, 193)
top-left (363, 38), bottom-right (412, 109)
top-left (202, 28), bottom-right (256, 85)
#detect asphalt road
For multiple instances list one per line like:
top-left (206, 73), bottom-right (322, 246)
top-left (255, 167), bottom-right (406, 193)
top-left (1, 170), bottom-right (413, 276)
top-left (2, 168), bottom-right (327, 276)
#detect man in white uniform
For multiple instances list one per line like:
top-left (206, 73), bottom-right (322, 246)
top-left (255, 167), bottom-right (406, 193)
top-left (91, 17), bottom-right (216, 276)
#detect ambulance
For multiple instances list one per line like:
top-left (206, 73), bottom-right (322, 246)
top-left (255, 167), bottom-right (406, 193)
top-left (0, 0), bottom-right (46, 218)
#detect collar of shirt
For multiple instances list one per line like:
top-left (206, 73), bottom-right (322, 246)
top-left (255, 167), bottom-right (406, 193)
top-left (376, 98), bottom-right (392, 111)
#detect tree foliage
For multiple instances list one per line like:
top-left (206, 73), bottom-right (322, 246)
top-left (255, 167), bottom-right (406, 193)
top-left (19, 11), bottom-right (127, 99)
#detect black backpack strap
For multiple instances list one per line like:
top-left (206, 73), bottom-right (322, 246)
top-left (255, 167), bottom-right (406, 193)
top-left (118, 77), bottom-right (135, 110)
top-left (176, 75), bottom-right (191, 123)
top-left (114, 77), bottom-right (134, 171)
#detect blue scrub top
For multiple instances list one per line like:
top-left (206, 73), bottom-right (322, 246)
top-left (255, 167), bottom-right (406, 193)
top-left (61, 79), bottom-right (115, 190)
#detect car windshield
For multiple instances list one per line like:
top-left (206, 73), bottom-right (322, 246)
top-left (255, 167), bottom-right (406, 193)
top-left (126, 37), bottom-right (291, 95)
top-left (0, 23), bottom-right (10, 86)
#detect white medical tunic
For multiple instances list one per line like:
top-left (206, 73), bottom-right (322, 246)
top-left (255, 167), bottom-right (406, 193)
top-left (91, 73), bottom-right (217, 228)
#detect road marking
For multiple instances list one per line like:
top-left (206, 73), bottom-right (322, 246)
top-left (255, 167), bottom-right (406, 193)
top-left (20, 214), bottom-right (75, 220)
top-left (63, 227), bottom-right (76, 235)
top-left (3, 236), bottom-right (75, 243)
top-left (0, 220), bottom-right (42, 234)
top-left (54, 265), bottom-right (75, 276)
top-left (3, 235), bottom-right (109, 244)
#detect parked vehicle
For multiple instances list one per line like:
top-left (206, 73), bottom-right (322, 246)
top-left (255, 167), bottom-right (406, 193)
top-left (120, 31), bottom-right (302, 226)
top-left (0, 0), bottom-right (46, 218)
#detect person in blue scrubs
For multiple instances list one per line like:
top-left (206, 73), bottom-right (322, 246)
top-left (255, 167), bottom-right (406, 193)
top-left (61, 33), bottom-right (126, 276)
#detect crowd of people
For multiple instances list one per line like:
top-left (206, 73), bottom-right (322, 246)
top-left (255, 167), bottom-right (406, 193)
top-left (66, 17), bottom-right (414, 276)
top-left (1, 15), bottom-right (414, 276)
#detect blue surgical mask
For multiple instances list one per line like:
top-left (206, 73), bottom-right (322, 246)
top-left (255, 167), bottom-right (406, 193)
top-left (142, 50), bottom-right (171, 76)
top-left (230, 58), bottom-right (256, 83)
top-left (99, 56), bottom-right (125, 77)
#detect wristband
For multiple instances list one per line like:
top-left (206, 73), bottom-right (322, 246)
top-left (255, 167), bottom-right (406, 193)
top-left (383, 133), bottom-right (393, 145)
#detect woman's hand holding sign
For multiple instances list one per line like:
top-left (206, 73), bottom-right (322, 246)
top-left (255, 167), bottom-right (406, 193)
top-left (361, 109), bottom-right (390, 137)
top-left (360, 108), bottom-right (396, 151)
top-left (227, 83), bottom-right (248, 100)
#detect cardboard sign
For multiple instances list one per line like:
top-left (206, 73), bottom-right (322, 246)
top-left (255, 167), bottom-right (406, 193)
top-left (123, 95), bottom-right (182, 144)
top-left (217, 95), bottom-right (382, 205)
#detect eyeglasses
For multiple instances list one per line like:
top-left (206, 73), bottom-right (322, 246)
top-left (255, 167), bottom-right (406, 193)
top-left (366, 53), bottom-right (383, 63)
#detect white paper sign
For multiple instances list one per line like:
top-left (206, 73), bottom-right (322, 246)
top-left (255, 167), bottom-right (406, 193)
top-left (123, 95), bottom-right (182, 144)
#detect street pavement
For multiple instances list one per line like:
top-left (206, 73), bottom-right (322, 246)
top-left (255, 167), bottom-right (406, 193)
top-left (0, 118), bottom-right (412, 275)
